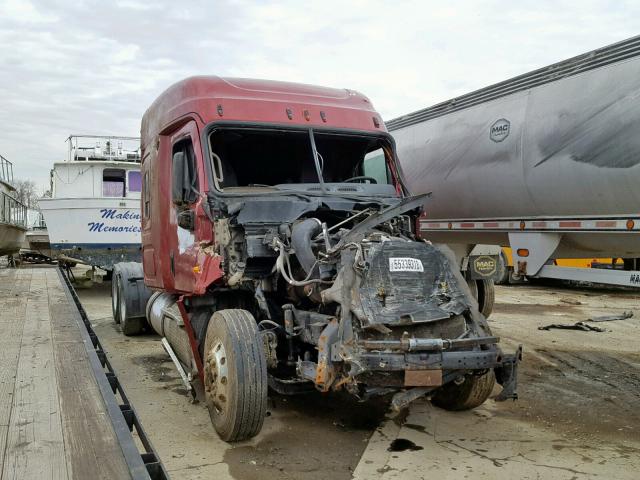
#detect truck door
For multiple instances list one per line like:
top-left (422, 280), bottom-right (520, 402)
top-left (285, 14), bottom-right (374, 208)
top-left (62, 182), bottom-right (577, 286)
top-left (169, 121), bottom-right (206, 293)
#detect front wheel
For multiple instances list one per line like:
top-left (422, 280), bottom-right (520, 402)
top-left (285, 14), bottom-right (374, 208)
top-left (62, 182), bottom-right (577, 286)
top-left (203, 309), bottom-right (268, 442)
top-left (431, 370), bottom-right (496, 411)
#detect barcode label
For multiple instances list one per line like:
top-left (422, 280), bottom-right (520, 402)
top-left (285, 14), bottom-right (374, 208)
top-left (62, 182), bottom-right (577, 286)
top-left (389, 257), bottom-right (424, 272)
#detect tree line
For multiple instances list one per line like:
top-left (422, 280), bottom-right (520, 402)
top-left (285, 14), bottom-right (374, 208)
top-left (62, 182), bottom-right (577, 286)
top-left (12, 179), bottom-right (50, 209)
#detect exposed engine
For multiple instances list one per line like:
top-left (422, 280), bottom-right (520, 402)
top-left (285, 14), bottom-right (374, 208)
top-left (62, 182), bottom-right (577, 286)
top-left (202, 196), bottom-right (521, 408)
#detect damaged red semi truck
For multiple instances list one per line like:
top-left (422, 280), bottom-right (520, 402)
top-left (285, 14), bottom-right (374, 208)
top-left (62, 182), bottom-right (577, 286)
top-left (111, 76), bottom-right (521, 441)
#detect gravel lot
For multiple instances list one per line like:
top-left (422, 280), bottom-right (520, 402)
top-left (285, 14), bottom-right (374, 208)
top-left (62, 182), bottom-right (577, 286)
top-left (76, 279), bottom-right (640, 480)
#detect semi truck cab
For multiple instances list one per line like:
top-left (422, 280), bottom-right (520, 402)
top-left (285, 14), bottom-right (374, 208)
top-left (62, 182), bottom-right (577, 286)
top-left (112, 76), bottom-right (520, 441)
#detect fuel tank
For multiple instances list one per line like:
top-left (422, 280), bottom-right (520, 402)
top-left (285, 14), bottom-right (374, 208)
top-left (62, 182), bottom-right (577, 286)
top-left (388, 35), bottom-right (640, 220)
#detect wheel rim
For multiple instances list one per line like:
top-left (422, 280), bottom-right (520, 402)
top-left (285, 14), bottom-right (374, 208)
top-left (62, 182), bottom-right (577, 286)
top-left (204, 340), bottom-right (229, 415)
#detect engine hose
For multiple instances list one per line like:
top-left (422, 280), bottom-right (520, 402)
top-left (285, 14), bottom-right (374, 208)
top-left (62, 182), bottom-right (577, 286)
top-left (291, 218), bottom-right (322, 277)
top-left (276, 249), bottom-right (326, 286)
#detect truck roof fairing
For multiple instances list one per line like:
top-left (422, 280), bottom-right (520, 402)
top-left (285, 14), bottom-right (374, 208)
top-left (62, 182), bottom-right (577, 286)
top-left (141, 76), bottom-right (385, 149)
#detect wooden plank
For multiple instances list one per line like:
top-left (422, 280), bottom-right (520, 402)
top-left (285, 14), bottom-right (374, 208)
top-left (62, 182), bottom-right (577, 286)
top-left (1, 268), bottom-right (69, 480)
top-left (0, 267), bottom-right (133, 479)
top-left (0, 269), bottom-right (31, 475)
top-left (46, 269), bottom-right (131, 480)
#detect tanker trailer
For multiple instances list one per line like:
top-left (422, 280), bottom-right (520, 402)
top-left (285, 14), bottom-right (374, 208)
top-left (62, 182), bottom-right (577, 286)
top-left (388, 34), bottom-right (640, 289)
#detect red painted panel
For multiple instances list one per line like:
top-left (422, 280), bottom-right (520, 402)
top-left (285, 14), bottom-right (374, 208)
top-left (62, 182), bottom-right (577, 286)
top-left (595, 220), bottom-right (617, 228)
top-left (559, 221), bottom-right (581, 228)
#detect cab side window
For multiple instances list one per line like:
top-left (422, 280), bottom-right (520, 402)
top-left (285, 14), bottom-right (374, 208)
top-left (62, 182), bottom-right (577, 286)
top-left (172, 139), bottom-right (199, 206)
top-left (362, 148), bottom-right (390, 184)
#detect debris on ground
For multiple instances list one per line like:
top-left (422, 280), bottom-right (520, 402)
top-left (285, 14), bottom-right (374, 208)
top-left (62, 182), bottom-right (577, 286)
top-left (387, 439), bottom-right (423, 452)
top-left (560, 298), bottom-right (583, 305)
top-left (588, 311), bottom-right (633, 322)
top-left (538, 321), bottom-right (606, 332)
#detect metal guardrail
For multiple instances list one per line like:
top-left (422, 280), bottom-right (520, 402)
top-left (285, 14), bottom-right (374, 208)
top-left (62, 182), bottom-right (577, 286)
top-left (0, 154), bottom-right (15, 186)
top-left (0, 191), bottom-right (27, 228)
top-left (57, 267), bottom-right (169, 480)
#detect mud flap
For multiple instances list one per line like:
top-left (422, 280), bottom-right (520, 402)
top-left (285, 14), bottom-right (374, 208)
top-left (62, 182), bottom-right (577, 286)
top-left (494, 345), bottom-right (523, 401)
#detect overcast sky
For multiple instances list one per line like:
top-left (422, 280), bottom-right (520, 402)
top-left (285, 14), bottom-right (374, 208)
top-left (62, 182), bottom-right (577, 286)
top-left (1, 0), bottom-right (638, 190)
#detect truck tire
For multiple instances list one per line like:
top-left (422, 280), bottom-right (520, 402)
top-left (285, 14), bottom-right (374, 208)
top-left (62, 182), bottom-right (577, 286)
top-left (466, 278), bottom-right (495, 318)
top-left (111, 266), bottom-right (121, 324)
top-left (431, 370), bottom-right (496, 411)
top-left (203, 309), bottom-right (267, 442)
top-left (477, 279), bottom-right (495, 318)
top-left (113, 262), bottom-right (151, 336)
top-left (495, 251), bottom-right (510, 285)
top-left (118, 279), bottom-right (146, 336)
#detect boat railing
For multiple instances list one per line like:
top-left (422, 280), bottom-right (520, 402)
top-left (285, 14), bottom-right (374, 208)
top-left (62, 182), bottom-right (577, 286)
top-left (1, 191), bottom-right (27, 228)
top-left (67, 135), bottom-right (141, 163)
top-left (0, 155), bottom-right (14, 186)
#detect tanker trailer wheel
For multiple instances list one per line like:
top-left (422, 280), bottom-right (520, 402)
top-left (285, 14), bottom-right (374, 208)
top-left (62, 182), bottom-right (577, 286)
top-left (203, 309), bottom-right (268, 442)
top-left (495, 250), bottom-right (510, 285)
top-left (431, 370), bottom-right (496, 411)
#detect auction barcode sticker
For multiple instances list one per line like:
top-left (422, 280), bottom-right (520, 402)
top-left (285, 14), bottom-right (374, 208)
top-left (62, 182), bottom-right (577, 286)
top-left (389, 257), bottom-right (424, 272)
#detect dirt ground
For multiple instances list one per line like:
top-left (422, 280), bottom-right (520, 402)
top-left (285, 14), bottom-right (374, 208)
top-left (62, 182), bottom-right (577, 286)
top-left (76, 278), bottom-right (640, 480)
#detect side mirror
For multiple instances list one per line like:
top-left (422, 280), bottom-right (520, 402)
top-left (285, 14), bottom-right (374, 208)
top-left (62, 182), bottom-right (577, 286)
top-left (172, 151), bottom-right (186, 205)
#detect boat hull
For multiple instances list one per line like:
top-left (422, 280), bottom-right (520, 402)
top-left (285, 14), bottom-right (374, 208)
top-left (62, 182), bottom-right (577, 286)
top-left (0, 223), bottom-right (26, 256)
top-left (22, 229), bottom-right (53, 259)
top-left (39, 198), bottom-right (141, 269)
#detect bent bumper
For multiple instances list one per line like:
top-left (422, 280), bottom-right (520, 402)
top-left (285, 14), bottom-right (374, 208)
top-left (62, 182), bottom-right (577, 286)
top-left (351, 343), bottom-right (523, 409)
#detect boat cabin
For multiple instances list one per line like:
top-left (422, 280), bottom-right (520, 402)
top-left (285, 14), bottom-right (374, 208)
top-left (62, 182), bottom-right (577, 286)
top-left (0, 154), bottom-right (27, 229)
top-left (50, 136), bottom-right (142, 200)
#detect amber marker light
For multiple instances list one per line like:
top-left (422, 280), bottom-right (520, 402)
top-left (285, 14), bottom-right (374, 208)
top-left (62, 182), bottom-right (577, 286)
top-left (517, 249), bottom-right (529, 257)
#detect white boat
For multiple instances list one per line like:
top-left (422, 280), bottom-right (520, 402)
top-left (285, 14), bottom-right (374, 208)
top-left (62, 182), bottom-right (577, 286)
top-left (20, 209), bottom-right (52, 262)
top-left (39, 135), bottom-right (142, 269)
top-left (0, 155), bottom-right (27, 257)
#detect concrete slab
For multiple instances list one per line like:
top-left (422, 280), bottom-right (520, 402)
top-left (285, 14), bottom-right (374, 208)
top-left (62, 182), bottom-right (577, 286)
top-left (355, 399), bottom-right (639, 479)
top-left (354, 283), bottom-right (640, 480)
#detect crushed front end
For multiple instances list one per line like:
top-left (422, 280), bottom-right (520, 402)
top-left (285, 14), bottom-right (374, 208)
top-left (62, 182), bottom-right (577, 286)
top-left (202, 125), bottom-right (520, 414)
top-left (216, 193), bottom-right (521, 411)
